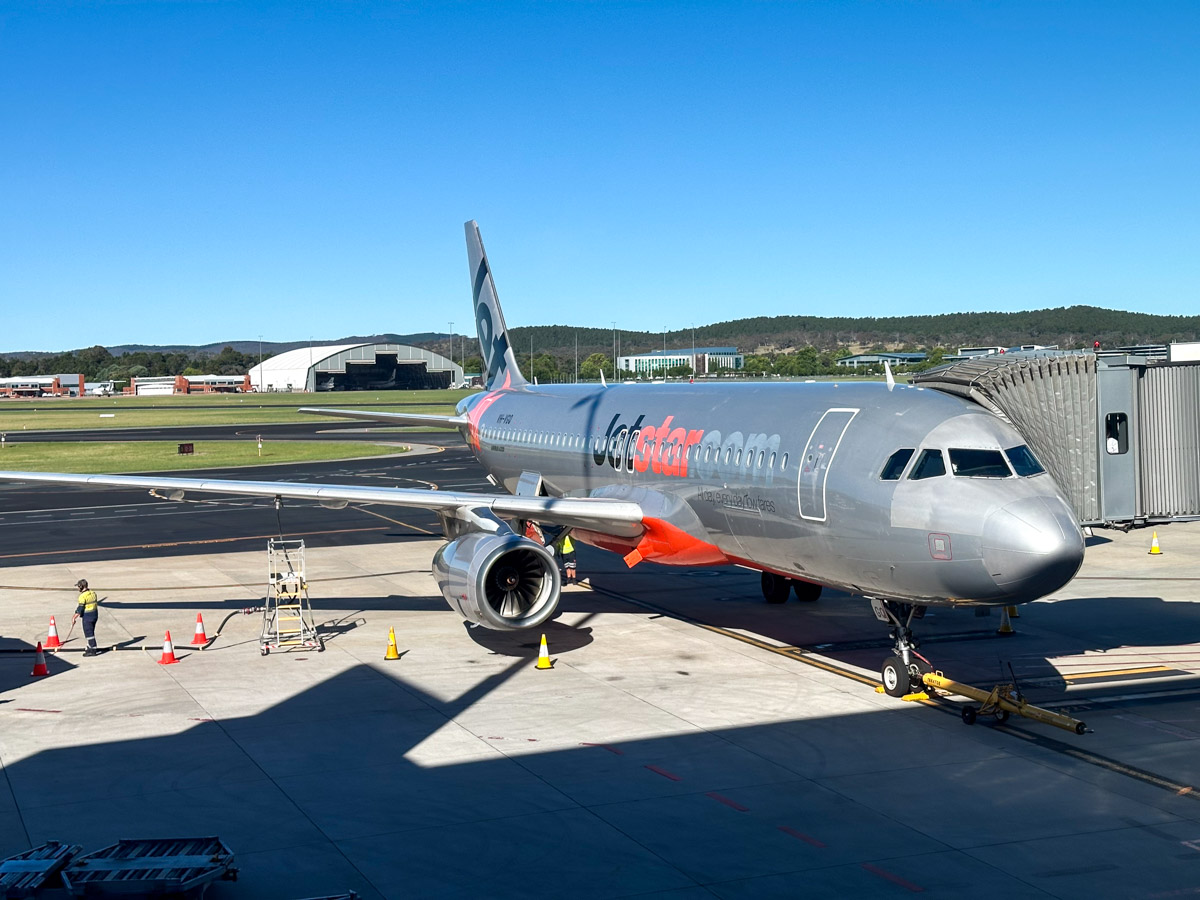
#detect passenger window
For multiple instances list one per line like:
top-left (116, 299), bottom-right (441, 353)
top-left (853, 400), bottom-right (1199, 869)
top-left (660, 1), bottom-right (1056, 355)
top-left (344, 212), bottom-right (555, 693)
top-left (948, 448), bottom-right (1011, 478)
top-left (1005, 445), bottom-right (1045, 476)
top-left (909, 449), bottom-right (946, 480)
top-left (757, 450), bottom-right (765, 468)
top-left (1105, 413), bottom-right (1129, 455)
top-left (781, 453), bottom-right (789, 471)
top-left (880, 448), bottom-right (915, 480)
top-left (769, 451), bottom-right (776, 468)
top-left (735, 449), bottom-right (742, 466)
top-left (723, 448), bottom-right (732, 465)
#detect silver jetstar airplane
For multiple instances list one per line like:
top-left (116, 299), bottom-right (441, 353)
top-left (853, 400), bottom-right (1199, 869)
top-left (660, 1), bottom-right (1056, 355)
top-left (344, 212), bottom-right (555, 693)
top-left (0, 222), bottom-right (1085, 696)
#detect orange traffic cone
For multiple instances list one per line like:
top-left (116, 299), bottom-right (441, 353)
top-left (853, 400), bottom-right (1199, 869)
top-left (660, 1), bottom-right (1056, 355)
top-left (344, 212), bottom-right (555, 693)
top-left (157, 630), bottom-right (179, 665)
top-left (384, 627), bottom-right (400, 660)
top-left (1148, 531), bottom-right (1163, 555)
top-left (190, 613), bottom-right (209, 646)
top-left (45, 616), bottom-right (63, 649)
top-left (31, 642), bottom-right (49, 677)
top-left (535, 633), bottom-right (553, 670)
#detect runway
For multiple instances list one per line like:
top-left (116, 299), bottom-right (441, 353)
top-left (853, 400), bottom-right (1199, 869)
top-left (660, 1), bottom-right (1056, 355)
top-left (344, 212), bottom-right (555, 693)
top-left (2, 445), bottom-right (1200, 898)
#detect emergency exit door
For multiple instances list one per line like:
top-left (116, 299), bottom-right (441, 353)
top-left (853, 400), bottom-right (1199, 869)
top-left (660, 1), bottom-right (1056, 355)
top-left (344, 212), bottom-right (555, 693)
top-left (797, 408), bottom-right (858, 521)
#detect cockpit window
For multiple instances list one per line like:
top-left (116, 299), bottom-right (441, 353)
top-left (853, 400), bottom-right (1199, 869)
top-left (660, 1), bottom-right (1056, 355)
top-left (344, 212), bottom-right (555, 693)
top-left (1005, 445), bottom-right (1045, 476)
top-left (880, 448), bottom-right (915, 480)
top-left (948, 448), bottom-right (1011, 478)
top-left (909, 449), bottom-right (946, 480)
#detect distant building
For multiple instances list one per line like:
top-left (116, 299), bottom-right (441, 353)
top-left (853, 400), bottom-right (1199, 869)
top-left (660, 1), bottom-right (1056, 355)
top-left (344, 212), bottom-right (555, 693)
top-left (0, 374), bottom-right (84, 398)
top-left (618, 347), bottom-right (744, 376)
top-left (248, 343), bottom-right (462, 392)
top-left (129, 374), bottom-right (252, 396)
top-left (835, 352), bottom-right (927, 369)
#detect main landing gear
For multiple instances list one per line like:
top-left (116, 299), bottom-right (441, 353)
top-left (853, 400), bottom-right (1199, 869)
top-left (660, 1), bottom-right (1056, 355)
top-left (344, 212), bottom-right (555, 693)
top-left (872, 598), bottom-right (932, 698)
top-left (761, 572), bottom-right (823, 604)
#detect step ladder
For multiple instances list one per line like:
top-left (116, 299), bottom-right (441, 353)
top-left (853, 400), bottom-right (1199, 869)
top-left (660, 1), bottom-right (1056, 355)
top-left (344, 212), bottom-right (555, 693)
top-left (260, 538), bottom-right (324, 655)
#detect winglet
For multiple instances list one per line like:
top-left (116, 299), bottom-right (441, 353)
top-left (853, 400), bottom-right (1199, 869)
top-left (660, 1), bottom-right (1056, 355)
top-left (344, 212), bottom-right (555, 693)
top-left (465, 221), bottom-right (527, 391)
top-left (884, 359), bottom-right (895, 391)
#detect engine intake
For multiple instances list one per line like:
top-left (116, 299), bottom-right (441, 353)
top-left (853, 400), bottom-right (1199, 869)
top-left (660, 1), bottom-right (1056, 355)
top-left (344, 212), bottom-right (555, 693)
top-left (432, 532), bottom-right (562, 630)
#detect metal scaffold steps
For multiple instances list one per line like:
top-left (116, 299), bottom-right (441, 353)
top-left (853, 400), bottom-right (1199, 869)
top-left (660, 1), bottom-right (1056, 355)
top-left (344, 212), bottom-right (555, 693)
top-left (260, 538), bottom-right (324, 655)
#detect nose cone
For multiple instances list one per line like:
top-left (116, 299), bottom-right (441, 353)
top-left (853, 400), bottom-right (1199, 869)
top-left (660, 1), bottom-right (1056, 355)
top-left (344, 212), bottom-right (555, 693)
top-left (982, 496), bottom-right (1085, 601)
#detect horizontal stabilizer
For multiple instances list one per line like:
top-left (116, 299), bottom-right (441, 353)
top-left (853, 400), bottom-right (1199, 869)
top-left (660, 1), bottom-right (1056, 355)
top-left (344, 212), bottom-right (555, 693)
top-left (299, 407), bottom-right (469, 429)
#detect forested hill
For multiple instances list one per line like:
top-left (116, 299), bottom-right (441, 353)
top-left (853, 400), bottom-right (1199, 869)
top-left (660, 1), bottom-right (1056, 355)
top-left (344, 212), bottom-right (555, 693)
top-left (3, 305), bottom-right (1198, 380)
top-left (504, 305), bottom-right (1200, 358)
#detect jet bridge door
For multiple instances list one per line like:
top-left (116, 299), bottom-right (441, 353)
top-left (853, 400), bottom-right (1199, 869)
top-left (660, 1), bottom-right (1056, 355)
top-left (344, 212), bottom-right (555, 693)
top-left (797, 408), bottom-right (858, 522)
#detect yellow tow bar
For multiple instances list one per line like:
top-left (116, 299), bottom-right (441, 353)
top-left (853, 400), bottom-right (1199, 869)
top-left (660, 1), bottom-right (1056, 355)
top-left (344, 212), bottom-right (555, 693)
top-left (916, 671), bottom-right (1089, 735)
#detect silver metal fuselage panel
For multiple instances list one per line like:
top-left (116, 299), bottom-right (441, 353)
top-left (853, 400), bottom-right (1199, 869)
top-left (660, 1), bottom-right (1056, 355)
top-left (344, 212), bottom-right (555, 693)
top-left (458, 380), bottom-right (1084, 607)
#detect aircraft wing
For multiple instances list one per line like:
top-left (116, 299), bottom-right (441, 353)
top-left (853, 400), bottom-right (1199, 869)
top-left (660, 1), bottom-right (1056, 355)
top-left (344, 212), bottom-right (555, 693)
top-left (0, 471), bottom-right (645, 537)
top-left (299, 407), bottom-right (469, 429)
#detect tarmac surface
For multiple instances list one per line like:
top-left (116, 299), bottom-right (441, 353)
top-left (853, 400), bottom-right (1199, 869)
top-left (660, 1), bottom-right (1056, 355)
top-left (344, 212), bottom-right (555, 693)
top-left (2, 443), bottom-right (1200, 898)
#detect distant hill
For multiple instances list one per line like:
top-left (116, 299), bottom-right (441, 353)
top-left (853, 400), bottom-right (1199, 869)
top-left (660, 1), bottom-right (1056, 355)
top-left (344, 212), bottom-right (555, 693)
top-left (5, 306), bottom-right (1200, 363)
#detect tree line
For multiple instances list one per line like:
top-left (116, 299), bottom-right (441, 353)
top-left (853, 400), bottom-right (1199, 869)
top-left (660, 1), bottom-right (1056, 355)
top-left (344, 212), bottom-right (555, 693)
top-left (5, 304), bottom-right (1197, 384)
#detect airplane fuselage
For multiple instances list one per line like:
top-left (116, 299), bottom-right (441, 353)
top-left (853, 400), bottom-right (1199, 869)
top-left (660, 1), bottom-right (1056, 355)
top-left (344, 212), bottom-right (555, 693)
top-left (458, 379), bottom-right (1085, 607)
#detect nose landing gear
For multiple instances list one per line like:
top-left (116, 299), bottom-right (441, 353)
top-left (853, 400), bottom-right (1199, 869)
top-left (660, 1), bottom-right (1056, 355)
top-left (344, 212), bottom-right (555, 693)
top-left (871, 598), bottom-right (932, 697)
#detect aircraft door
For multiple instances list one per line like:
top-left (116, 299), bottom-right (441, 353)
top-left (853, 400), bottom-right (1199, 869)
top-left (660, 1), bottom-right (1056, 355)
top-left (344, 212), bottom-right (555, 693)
top-left (797, 408), bottom-right (858, 522)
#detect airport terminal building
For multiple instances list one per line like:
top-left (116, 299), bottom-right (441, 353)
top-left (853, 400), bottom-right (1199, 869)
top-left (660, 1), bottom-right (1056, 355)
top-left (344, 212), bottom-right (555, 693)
top-left (248, 343), bottom-right (463, 392)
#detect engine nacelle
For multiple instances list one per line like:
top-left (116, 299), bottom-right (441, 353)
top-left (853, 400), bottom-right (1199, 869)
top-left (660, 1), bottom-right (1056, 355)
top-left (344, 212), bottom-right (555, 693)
top-left (432, 532), bottom-right (562, 631)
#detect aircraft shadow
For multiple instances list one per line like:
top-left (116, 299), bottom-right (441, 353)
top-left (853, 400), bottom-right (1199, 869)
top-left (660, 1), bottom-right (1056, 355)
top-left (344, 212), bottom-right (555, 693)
top-left (2, 648), bottom-right (1199, 898)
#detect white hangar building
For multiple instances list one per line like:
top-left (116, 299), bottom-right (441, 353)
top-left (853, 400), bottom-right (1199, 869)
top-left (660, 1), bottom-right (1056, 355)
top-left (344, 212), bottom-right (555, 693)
top-left (248, 343), bottom-right (463, 392)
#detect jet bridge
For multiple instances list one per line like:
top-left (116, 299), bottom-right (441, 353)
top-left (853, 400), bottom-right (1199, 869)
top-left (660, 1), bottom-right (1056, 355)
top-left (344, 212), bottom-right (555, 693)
top-left (912, 353), bottom-right (1200, 529)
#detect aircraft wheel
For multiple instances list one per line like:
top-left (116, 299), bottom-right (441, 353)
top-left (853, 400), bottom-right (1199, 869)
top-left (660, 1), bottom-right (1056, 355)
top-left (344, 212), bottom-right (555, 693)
top-left (881, 656), bottom-right (911, 697)
top-left (961, 706), bottom-right (978, 725)
top-left (761, 572), bottom-right (791, 604)
top-left (792, 581), bottom-right (822, 602)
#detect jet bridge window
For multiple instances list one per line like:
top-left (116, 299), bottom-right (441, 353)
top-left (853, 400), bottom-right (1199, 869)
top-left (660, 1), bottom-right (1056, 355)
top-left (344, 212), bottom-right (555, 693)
top-left (879, 448), bottom-right (915, 480)
top-left (1005, 445), bottom-right (1045, 476)
top-left (909, 449), bottom-right (946, 480)
top-left (948, 448), bottom-right (1011, 478)
top-left (1105, 413), bottom-right (1129, 455)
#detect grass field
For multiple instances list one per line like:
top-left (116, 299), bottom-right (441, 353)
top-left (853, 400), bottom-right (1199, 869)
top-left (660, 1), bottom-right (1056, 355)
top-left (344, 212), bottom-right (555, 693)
top-left (0, 441), bottom-right (406, 473)
top-left (0, 390), bottom-right (463, 432)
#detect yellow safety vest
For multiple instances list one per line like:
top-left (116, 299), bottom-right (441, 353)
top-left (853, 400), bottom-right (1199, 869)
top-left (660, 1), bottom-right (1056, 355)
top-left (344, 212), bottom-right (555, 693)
top-left (561, 535), bottom-right (574, 554)
top-left (76, 589), bottom-right (98, 613)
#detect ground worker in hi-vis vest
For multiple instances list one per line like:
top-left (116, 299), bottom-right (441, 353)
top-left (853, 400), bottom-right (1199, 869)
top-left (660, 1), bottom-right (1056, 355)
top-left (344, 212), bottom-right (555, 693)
top-left (73, 579), bottom-right (100, 656)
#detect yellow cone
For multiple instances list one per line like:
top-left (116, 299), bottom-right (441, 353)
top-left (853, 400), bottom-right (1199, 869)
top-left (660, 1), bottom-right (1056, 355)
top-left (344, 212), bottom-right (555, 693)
top-left (996, 606), bottom-right (1015, 636)
top-left (1148, 531), bottom-right (1163, 555)
top-left (535, 633), bottom-right (553, 670)
top-left (384, 626), bottom-right (400, 660)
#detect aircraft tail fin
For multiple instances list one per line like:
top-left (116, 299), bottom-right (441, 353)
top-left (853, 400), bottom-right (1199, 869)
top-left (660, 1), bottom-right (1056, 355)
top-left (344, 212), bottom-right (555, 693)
top-left (465, 221), bottom-right (528, 391)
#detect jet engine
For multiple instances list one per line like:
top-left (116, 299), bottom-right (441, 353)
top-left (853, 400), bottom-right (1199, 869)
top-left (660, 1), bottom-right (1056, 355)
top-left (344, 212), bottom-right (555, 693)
top-left (432, 532), bottom-right (562, 630)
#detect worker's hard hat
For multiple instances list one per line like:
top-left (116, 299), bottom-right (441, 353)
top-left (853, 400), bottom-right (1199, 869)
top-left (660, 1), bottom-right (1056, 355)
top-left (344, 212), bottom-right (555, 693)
top-left (75, 579), bottom-right (88, 590)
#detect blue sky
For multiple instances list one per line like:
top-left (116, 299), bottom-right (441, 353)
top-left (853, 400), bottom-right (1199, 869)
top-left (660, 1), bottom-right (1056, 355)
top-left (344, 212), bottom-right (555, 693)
top-left (2, 1), bottom-right (1197, 351)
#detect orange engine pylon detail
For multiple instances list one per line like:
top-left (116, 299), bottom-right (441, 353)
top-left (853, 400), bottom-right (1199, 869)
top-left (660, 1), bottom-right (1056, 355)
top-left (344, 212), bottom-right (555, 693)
top-left (157, 631), bottom-right (179, 665)
top-left (45, 616), bottom-right (63, 649)
top-left (190, 613), bottom-right (209, 646)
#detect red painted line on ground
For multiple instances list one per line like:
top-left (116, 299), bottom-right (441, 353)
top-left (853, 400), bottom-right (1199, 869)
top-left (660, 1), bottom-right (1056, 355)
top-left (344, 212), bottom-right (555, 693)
top-left (862, 863), bottom-right (924, 892)
top-left (15, 708), bottom-right (61, 713)
top-left (777, 825), bottom-right (826, 848)
top-left (644, 765), bottom-right (682, 782)
top-left (580, 743), bottom-right (624, 755)
top-left (706, 792), bottom-right (748, 811)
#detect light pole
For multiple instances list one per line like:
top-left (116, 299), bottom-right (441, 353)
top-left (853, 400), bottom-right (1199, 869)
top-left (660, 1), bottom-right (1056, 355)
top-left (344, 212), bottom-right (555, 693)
top-left (612, 321), bottom-right (616, 377)
top-left (257, 335), bottom-right (262, 392)
top-left (448, 322), bottom-right (454, 367)
top-left (691, 323), bottom-right (695, 376)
